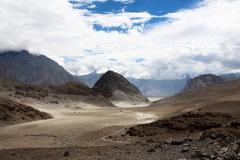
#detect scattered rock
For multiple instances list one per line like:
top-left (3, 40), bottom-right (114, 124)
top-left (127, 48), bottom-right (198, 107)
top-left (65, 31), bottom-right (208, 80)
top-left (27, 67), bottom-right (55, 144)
top-left (181, 147), bottom-right (189, 153)
top-left (147, 148), bottom-right (156, 153)
top-left (125, 112), bottom-right (240, 160)
top-left (126, 112), bottom-right (235, 137)
top-left (171, 139), bottom-right (184, 145)
top-left (231, 120), bottom-right (240, 128)
top-left (64, 151), bottom-right (70, 157)
top-left (192, 150), bottom-right (209, 158)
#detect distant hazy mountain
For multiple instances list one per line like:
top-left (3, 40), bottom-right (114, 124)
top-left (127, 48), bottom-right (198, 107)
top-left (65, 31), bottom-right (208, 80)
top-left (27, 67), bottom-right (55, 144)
top-left (77, 71), bottom-right (102, 87)
top-left (78, 72), bottom-right (188, 97)
top-left (0, 50), bottom-right (75, 85)
top-left (184, 74), bottom-right (224, 91)
top-left (93, 71), bottom-right (148, 102)
top-left (128, 78), bottom-right (188, 97)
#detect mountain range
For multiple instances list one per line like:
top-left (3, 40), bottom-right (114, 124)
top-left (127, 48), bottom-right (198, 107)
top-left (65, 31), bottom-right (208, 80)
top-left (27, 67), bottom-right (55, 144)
top-left (0, 50), bottom-right (147, 104)
top-left (79, 72), bottom-right (240, 97)
top-left (1, 50), bottom-right (240, 98)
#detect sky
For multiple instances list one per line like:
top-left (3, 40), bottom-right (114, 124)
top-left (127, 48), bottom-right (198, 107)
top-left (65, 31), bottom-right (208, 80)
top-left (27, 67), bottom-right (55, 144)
top-left (0, 0), bottom-right (240, 79)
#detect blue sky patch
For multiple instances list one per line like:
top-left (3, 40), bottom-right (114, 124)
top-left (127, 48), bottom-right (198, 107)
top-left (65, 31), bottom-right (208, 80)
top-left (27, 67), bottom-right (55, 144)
top-left (62, 56), bottom-right (85, 63)
top-left (132, 57), bottom-right (145, 63)
top-left (69, 0), bottom-right (201, 32)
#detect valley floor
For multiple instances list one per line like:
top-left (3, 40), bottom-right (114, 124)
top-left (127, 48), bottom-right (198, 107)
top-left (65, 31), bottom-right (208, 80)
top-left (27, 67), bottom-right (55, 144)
top-left (0, 98), bottom-right (239, 160)
top-left (0, 100), bottom-right (188, 160)
top-left (0, 102), bottom-right (158, 149)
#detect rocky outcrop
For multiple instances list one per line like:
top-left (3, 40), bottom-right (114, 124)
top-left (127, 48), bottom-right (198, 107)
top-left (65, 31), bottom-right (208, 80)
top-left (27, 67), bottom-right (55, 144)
top-left (126, 112), bottom-right (235, 137)
top-left (184, 74), bottom-right (224, 91)
top-left (0, 50), bottom-right (74, 85)
top-left (93, 71), bottom-right (148, 102)
top-left (123, 112), bottom-right (240, 160)
top-left (0, 98), bottom-right (52, 126)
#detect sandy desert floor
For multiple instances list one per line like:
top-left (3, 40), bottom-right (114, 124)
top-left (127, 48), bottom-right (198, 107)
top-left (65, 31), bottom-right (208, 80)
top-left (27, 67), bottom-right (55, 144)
top-left (0, 101), bottom-right (162, 150)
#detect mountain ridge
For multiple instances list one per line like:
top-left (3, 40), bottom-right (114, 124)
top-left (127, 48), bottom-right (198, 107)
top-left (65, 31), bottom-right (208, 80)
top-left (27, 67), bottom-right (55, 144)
top-left (0, 50), bottom-right (75, 85)
top-left (183, 74), bottom-right (224, 91)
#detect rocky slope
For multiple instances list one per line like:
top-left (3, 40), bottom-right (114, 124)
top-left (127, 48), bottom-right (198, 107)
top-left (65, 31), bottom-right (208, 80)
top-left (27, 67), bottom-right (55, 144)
top-left (93, 71), bottom-right (148, 102)
top-left (184, 74), bottom-right (224, 91)
top-left (49, 82), bottom-right (114, 106)
top-left (0, 79), bottom-right (114, 107)
top-left (0, 50), bottom-right (74, 85)
top-left (153, 79), bottom-right (240, 117)
top-left (0, 98), bottom-right (52, 126)
top-left (121, 112), bottom-right (240, 160)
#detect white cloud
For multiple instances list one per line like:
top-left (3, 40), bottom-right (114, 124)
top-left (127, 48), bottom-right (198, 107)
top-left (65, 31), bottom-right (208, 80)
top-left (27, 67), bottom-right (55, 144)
top-left (85, 11), bottom-right (156, 30)
top-left (70, 0), bottom-right (134, 8)
top-left (70, 0), bottom-right (107, 8)
top-left (113, 0), bottom-right (134, 4)
top-left (0, 0), bottom-right (240, 79)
